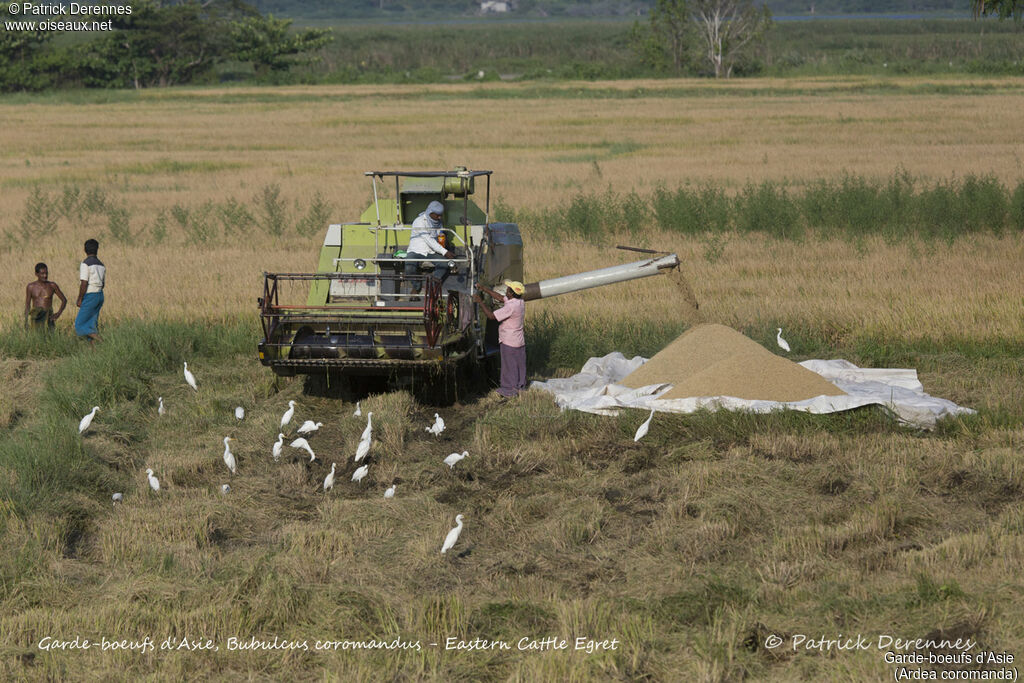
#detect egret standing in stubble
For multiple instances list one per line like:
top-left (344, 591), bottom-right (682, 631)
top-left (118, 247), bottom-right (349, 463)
top-left (290, 437), bottom-right (315, 462)
top-left (223, 437), bottom-right (237, 474)
top-left (280, 400), bottom-right (296, 430)
top-left (441, 514), bottom-right (464, 554)
top-left (183, 362), bottom-right (198, 391)
top-left (78, 406), bottom-right (100, 435)
top-left (443, 451), bottom-right (468, 469)
top-left (776, 327), bottom-right (791, 353)
top-left (633, 409), bottom-right (654, 442)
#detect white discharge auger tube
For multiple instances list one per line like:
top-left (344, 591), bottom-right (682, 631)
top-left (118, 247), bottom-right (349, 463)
top-left (521, 254), bottom-right (680, 301)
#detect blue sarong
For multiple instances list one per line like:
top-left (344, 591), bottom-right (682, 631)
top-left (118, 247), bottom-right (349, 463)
top-left (75, 291), bottom-right (104, 336)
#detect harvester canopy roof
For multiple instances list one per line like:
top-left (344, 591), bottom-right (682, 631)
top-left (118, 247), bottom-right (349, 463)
top-left (364, 170), bottom-right (492, 178)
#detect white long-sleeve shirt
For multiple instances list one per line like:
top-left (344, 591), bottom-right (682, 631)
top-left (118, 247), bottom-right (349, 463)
top-left (408, 212), bottom-right (447, 256)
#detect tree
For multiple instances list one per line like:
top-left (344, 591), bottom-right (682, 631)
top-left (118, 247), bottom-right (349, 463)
top-left (73, 0), bottom-right (330, 88)
top-left (649, 0), bottom-right (693, 74)
top-left (230, 14), bottom-right (332, 76)
top-left (0, 2), bottom-right (58, 91)
top-left (972, 0), bottom-right (1022, 20)
top-left (630, 0), bottom-right (694, 74)
top-left (691, 0), bottom-right (772, 78)
top-left (80, 1), bottom-right (238, 88)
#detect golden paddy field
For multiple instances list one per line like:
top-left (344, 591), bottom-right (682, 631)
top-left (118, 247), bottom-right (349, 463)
top-left (2, 76), bottom-right (1024, 681)
top-left (1, 76), bottom-right (1023, 343)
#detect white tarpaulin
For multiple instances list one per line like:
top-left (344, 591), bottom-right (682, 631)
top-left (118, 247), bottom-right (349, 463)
top-left (531, 353), bottom-right (975, 429)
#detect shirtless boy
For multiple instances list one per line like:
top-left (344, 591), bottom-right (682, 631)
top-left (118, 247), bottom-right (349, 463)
top-left (24, 262), bottom-right (68, 331)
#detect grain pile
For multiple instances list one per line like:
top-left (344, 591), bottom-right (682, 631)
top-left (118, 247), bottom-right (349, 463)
top-left (620, 323), bottom-right (846, 402)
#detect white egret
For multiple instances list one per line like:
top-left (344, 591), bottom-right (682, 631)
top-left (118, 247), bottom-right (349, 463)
top-left (158, 397), bottom-right (166, 416)
top-left (272, 433), bottom-right (284, 461)
top-left (235, 406), bottom-right (245, 420)
top-left (352, 464), bottom-right (369, 483)
top-left (384, 484), bottom-right (396, 499)
top-left (360, 412), bottom-right (373, 442)
top-left (776, 327), bottom-right (791, 353)
top-left (146, 468), bottom-right (160, 492)
top-left (183, 361), bottom-right (198, 391)
top-left (353, 401), bottom-right (362, 418)
top-left (221, 484), bottom-right (230, 494)
top-left (280, 400), bottom-right (297, 429)
top-left (223, 437), bottom-right (237, 474)
top-left (354, 436), bottom-right (371, 462)
top-left (324, 463), bottom-right (336, 492)
top-left (441, 514), bottom-right (464, 554)
top-left (78, 406), bottom-right (100, 435)
top-left (443, 451), bottom-right (469, 469)
top-left (290, 437), bottom-right (315, 461)
top-left (112, 492), bottom-right (123, 505)
top-left (426, 413), bottom-right (445, 436)
top-left (633, 409), bottom-right (655, 442)
top-left (296, 420), bottom-right (323, 435)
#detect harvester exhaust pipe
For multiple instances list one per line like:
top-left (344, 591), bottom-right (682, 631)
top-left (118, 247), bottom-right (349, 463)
top-left (521, 254), bottom-right (680, 302)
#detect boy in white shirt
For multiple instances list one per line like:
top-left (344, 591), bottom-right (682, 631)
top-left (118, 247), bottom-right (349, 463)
top-left (74, 238), bottom-right (106, 343)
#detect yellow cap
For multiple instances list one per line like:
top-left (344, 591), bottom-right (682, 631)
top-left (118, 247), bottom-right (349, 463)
top-left (504, 280), bottom-right (525, 295)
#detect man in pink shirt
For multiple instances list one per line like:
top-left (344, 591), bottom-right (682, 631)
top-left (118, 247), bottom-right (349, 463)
top-left (473, 280), bottom-right (526, 398)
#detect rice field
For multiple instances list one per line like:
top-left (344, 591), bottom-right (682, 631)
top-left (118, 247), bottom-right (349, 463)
top-left (1, 76), bottom-right (1023, 680)
top-left (3, 77), bottom-right (1024, 334)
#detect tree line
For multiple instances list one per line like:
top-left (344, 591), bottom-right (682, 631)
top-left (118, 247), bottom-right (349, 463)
top-left (630, 0), bottom-right (1019, 78)
top-left (0, 0), bottom-right (332, 92)
top-left (2, 0), bottom-right (1018, 92)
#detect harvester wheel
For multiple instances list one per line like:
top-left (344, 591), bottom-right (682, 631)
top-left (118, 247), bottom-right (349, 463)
top-left (445, 291), bottom-right (459, 334)
top-left (423, 278), bottom-right (443, 347)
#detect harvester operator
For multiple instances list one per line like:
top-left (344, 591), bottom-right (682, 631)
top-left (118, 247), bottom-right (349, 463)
top-left (405, 200), bottom-right (455, 296)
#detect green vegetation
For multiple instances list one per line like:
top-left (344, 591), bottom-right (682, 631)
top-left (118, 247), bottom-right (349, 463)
top-left (290, 18), bottom-right (1024, 83)
top-left (4, 11), bottom-right (1023, 91)
top-left (0, 0), bottom-right (332, 92)
top-left (2, 182), bottom-right (338, 248)
top-left (497, 172), bottom-right (1024, 243)
top-left (632, 0), bottom-right (774, 78)
top-left (248, 0), bottom-right (968, 20)
top-left (1, 314), bottom-right (1021, 678)
top-left (7, 172), bottom-right (1023, 251)
top-left (973, 0), bottom-right (1023, 20)
top-left (0, 320), bottom-right (251, 513)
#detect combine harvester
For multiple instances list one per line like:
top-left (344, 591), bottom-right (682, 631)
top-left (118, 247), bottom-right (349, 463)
top-left (257, 168), bottom-right (679, 398)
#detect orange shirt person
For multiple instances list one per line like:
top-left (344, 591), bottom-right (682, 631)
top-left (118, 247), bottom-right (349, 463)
top-left (473, 280), bottom-right (527, 399)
